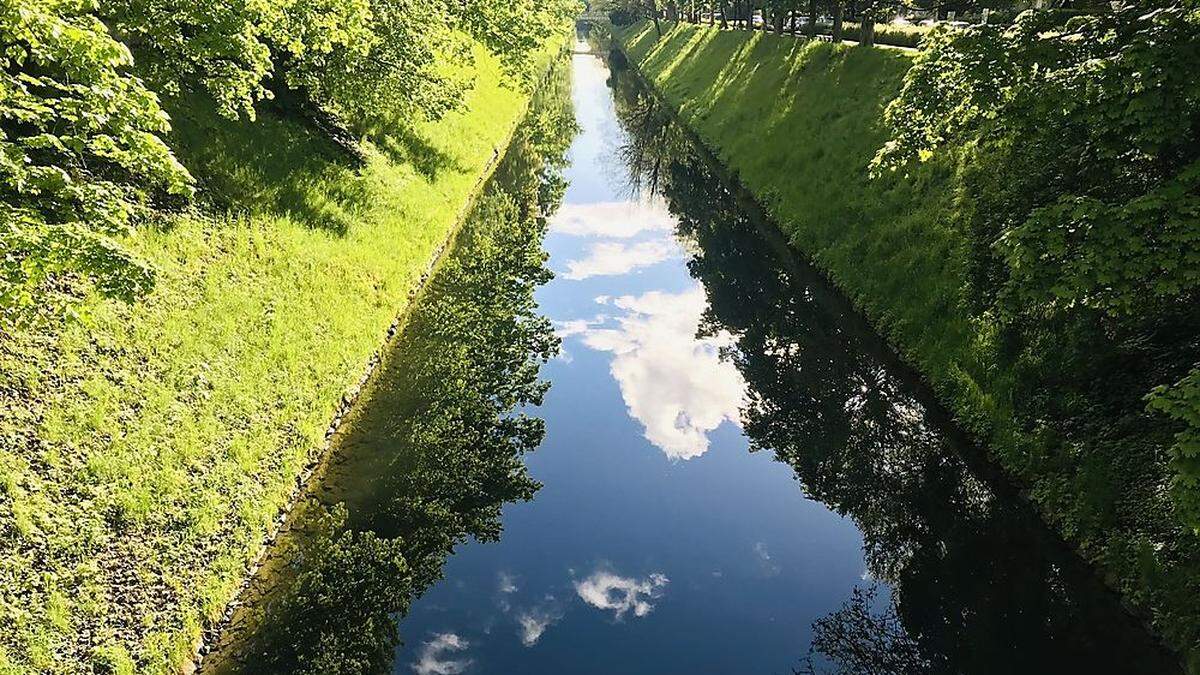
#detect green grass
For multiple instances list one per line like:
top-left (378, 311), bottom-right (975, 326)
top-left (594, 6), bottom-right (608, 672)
top-left (616, 20), bottom-right (1198, 666)
top-left (619, 21), bottom-right (972, 395)
top-left (0, 35), bottom-right (566, 674)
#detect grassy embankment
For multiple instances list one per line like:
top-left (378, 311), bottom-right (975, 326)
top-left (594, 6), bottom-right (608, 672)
top-left (616, 20), bottom-right (1198, 665)
top-left (0, 33), bottom-right (566, 674)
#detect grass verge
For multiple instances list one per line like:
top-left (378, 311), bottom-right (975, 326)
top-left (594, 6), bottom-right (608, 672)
top-left (0, 34), bottom-right (566, 674)
top-left (615, 19), bottom-right (1198, 667)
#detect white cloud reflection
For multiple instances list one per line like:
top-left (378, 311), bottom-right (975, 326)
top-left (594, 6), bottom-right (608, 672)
top-left (561, 238), bottom-right (677, 280)
top-left (497, 571), bottom-right (518, 594)
top-left (568, 287), bottom-right (745, 459)
top-left (753, 541), bottom-right (782, 577)
top-left (550, 200), bottom-right (677, 238)
top-left (574, 568), bottom-right (669, 620)
top-left (516, 602), bottom-right (562, 646)
top-left (411, 633), bottom-right (471, 675)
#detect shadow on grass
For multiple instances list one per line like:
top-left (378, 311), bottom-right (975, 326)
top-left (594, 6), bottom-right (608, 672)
top-left (166, 94), bottom-right (377, 237)
top-left (372, 123), bottom-right (465, 181)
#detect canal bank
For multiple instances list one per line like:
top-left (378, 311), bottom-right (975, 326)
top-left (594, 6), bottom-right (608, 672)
top-left (0, 31), bottom-right (572, 675)
top-left (611, 19), bottom-right (1199, 666)
top-left (197, 32), bottom-right (1179, 673)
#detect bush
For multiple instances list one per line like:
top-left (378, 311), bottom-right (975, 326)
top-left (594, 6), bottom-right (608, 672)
top-left (809, 22), bottom-right (930, 48)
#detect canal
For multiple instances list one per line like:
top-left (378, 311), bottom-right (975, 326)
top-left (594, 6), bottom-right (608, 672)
top-left (200, 34), bottom-right (1179, 675)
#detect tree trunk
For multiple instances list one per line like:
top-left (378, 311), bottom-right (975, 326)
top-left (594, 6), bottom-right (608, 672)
top-left (859, 2), bottom-right (875, 46)
top-left (719, 0), bottom-right (728, 27)
top-left (265, 76), bottom-right (367, 168)
top-left (806, 0), bottom-right (817, 38)
top-left (832, 1), bottom-right (844, 42)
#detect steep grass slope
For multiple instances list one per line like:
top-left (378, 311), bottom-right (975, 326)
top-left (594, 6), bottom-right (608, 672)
top-left (0, 37), bottom-right (565, 674)
top-left (616, 20), bottom-right (1198, 666)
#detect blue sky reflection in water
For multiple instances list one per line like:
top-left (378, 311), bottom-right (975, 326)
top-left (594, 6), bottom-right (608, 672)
top-left (394, 44), bottom-right (870, 675)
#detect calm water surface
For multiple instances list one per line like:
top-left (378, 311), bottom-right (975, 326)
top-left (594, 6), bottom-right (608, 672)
top-left (394, 47), bottom-right (868, 674)
top-left (203, 36), bottom-right (1179, 675)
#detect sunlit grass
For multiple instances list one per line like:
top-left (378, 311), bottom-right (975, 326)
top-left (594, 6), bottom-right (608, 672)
top-left (620, 21), bottom-right (979, 401)
top-left (0, 35), bottom-right (567, 674)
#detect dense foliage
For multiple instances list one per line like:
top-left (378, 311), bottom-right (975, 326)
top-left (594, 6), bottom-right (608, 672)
top-left (101, 0), bottom-right (371, 120)
top-left (875, 4), bottom-right (1200, 532)
top-left (101, 0), bottom-right (579, 125)
top-left (0, 0), bottom-right (192, 317)
top-left (1, 0), bottom-right (580, 321)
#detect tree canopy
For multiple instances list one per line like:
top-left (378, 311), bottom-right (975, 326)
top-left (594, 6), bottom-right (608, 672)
top-left (0, 0), bottom-right (193, 316)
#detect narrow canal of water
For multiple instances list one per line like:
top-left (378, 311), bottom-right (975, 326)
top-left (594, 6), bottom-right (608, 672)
top-left (201, 35), bottom-right (1179, 675)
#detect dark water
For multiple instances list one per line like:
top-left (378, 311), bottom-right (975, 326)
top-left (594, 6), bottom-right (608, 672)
top-left (201, 35), bottom-right (1179, 675)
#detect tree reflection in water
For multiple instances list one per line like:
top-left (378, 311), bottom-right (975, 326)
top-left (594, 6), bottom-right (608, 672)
top-left (607, 58), bottom-right (1180, 675)
top-left (199, 60), bottom-right (577, 675)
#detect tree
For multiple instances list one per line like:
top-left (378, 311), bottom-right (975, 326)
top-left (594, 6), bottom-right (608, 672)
top-left (455, 0), bottom-right (584, 86)
top-left (874, 4), bottom-right (1200, 532)
top-left (102, 0), bottom-right (375, 120)
top-left (105, 0), bottom-right (580, 131)
top-left (286, 0), bottom-right (474, 133)
top-left (858, 0), bottom-right (876, 45)
top-left (1, 0), bottom-right (193, 320)
top-left (599, 0), bottom-right (665, 32)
